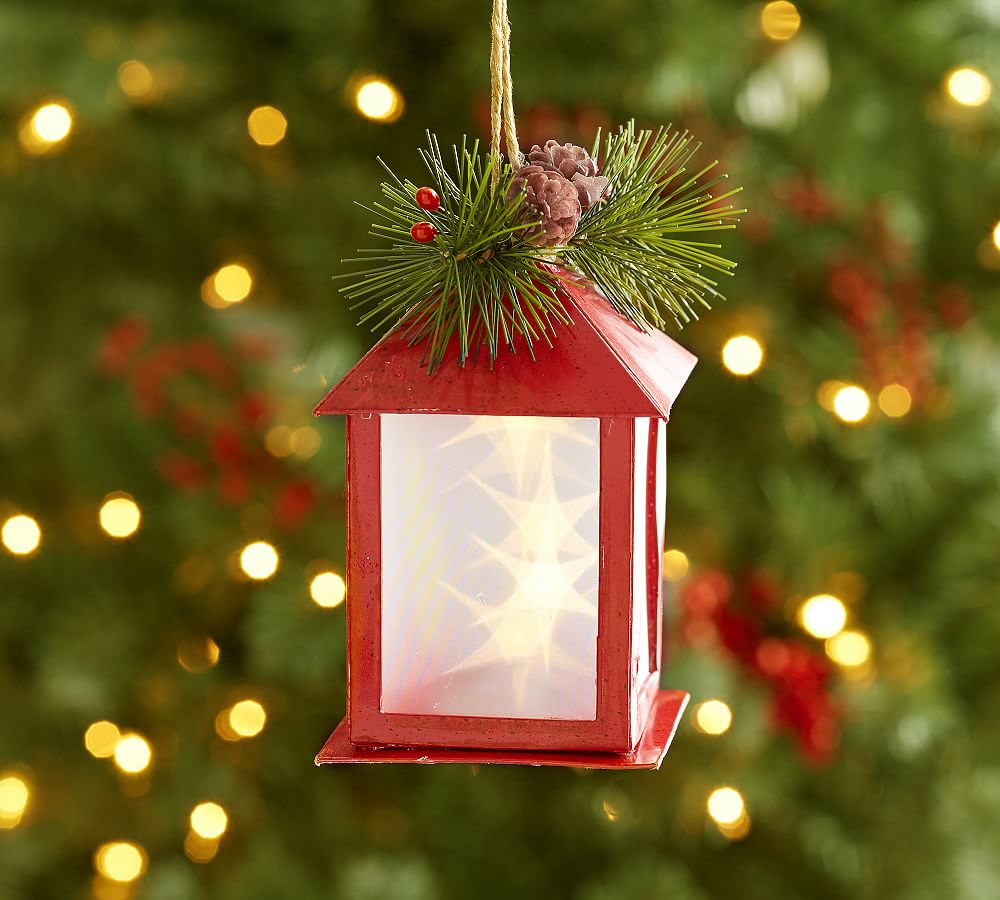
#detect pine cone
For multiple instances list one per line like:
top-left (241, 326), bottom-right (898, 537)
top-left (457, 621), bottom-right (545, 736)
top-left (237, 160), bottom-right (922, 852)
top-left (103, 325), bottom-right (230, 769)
top-left (526, 140), bottom-right (610, 212)
top-left (508, 164), bottom-right (581, 247)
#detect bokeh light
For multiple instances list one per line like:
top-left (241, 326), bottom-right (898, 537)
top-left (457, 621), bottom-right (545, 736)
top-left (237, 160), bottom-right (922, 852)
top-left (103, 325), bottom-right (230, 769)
top-left (760, 1), bottom-right (801, 41)
top-left (84, 721), bottom-right (121, 758)
top-left (354, 77), bottom-right (403, 122)
top-left (832, 385), bottom-right (871, 423)
top-left (878, 383), bottom-right (912, 418)
top-left (695, 700), bottom-right (733, 735)
top-left (290, 426), bottom-right (321, 458)
top-left (184, 831), bottom-right (220, 863)
top-left (826, 629), bottom-right (872, 667)
top-left (310, 571), bottom-right (346, 608)
top-left (265, 425), bottom-right (294, 457)
top-left (240, 541), bottom-right (279, 580)
top-left (722, 335), bottom-right (764, 376)
top-left (190, 802), bottom-right (228, 839)
top-left (0, 774), bottom-right (29, 828)
top-left (662, 549), bottom-right (690, 582)
top-left (29, 102), bottom-right (73, 144)
top-left (247, 105), bottom-right (288, 146)
top-left (99, 494), bottom-right (141, 538)
top-left (799, 593), bottom-right (847, 639)
top-left (117, 60), bottom-right (154, 100)
top-left (113, 734), bottom-right (152, 774)
top-left (226, 699), bottom-right (267, 738)
top-left (2, 514), bottom-right (41, 556)
top-left (211, 264), bottom-right (253, 305)
top-left (992, 219), bottom-right (1000, 251)
top-left (707, 786), bottom-right (745, 825)
top-left (945, 66), bottom-right (992, 107)
top-left (94, 842), bottom-right (146, 883)
top-left (177, 636), bottom-right (220, 672)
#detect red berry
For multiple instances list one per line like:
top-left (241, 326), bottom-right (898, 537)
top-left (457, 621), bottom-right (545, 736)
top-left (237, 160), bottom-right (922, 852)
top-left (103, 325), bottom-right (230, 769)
top-left (415, 186), bottom-right (441, 211)
top-left (410, 221), bottom-right (438, 243)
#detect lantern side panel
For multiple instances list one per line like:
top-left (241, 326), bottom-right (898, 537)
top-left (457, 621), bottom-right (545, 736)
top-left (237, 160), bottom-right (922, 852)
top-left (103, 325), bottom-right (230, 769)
top-left (379, 413), bottom-right (602, 721)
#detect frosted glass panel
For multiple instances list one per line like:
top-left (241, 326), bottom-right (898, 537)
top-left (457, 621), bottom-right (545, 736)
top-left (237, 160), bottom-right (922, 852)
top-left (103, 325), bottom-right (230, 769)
top-left (632, 418), bottom-right (650, 678)
top-left (380, 414), bottom-right (601, 720)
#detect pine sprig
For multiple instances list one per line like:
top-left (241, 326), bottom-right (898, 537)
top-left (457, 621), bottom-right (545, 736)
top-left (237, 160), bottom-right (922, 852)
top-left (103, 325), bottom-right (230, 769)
top-left (341, 133), bottom-right (570, 372)
top-left (340, 123), bottom-right (743, 370)
top-left (562, 122), bottom-right (745, 329)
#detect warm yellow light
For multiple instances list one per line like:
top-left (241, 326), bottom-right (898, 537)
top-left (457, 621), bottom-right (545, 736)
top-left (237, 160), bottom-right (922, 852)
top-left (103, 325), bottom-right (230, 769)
top-left (2, 515), bottom-right (41, 555)
top-left (211, 264), bottom-right (253, 305)
top-left (190, 802), bottom-right (228, 839)
top-left (354, 77), bottom-right (403, 122)
top-left (247, 105), bottom-right (288, 146)
top-left (227, 699), bottom-right (266, 738)
top-left (662, 549), bottom-right (690, 582)
top-left (0, 775), bottom-right (29, 828)
top-left (117, 60), bottom-right (154, 99)
top-left (310, 571), bottom-right (346, 608)
top-left (694, 700), bottom-right (733, 735)
top-left (707, 786), bottom-right (745, 825)
top-left (177, 636), bottom-right (220, 672)
top-left (799, 593), bottom-right (847, 639)
top-left (826, 629), bottom-right (872, 667)
top-left (265, 425), bottom-right (294, 457)
top-left (992, 220), bottom-right (1000, 251)
top-left (718, 812), bottom-right (752, 840)
top-left (184, 831), bottom-right (220, 863)
top-left (94, 842), bottom-right (147, 883)
top-left (240, 541), bottom-right (279, 580)
top-left (722, 335), bottom-right (764, 376)
top-left (99, 494), bottom-right (141, 538)
top-left (30, 103), bottom-right (73, 143)
top-left (878, 383), bottom-right (912, 418)
top-left (760, 1), bottom-right (801, 41)
top-left (832, 385), bottom-right (871, 423)
top-left (290, 426), bottom-right (321, 458)
top-left (113, 733), bottom-right (152, 774)
top-left (945, 66), bottom-right (992, 107)
top-left (816, 379), bottom-right (845, 411)
top-left (84, 721), bottom-right (121, 758)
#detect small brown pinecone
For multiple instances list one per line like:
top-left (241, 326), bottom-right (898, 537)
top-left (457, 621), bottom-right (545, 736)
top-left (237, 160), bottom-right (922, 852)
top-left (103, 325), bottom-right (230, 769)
top-left (526, 140), bottom-right (610, 212)
top-left (508, 164), bottom-right (581, 247)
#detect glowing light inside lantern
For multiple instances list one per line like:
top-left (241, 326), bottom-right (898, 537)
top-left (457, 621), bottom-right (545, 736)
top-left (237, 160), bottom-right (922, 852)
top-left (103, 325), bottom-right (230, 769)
top-left (354, 77), bottom-right (403, 122)
top-left (799, 593), bottom-right (847, 639)
top-left (2, 515), bottom-right (41, 555)
top-left (694, 700), bottom-right (733, 735)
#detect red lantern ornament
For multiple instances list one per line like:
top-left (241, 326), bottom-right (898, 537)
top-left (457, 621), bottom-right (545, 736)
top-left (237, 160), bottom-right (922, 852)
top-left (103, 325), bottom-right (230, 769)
top-left (312, 270), bottom-right (696, 770)
top-left (410, 221), bottom-right (438, 243)
top-left (415, 186), bottom-right (441, 211)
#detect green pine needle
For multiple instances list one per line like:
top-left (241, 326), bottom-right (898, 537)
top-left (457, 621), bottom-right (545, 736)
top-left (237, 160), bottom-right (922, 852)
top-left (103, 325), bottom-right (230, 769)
top-left (340, 124), bottom-right (743, 371)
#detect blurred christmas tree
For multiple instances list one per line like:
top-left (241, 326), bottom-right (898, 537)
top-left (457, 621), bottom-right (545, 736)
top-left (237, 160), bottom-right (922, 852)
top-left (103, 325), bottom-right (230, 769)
top-left (2, 1), bottom-right (1000, 898)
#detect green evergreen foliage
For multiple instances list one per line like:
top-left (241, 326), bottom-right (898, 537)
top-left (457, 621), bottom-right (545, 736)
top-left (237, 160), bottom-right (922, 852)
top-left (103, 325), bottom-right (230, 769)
top-left (1, 1), bottom-right (999, 899)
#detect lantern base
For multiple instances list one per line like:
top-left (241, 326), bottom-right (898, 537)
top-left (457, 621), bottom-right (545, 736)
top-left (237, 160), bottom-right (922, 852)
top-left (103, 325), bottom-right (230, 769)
top-left (315, 690), bottom-right (688, 770)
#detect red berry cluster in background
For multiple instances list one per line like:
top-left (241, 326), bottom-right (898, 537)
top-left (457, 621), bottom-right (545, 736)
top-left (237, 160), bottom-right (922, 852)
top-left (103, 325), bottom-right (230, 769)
top-left (97, 315), bottom-right (328, 531)
top-left (679, 569), bottom-right (841, 763)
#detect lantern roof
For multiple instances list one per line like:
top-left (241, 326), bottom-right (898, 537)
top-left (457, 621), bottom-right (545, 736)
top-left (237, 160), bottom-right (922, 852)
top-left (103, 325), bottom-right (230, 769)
top-left (314, 271), bottom-right (697, 419)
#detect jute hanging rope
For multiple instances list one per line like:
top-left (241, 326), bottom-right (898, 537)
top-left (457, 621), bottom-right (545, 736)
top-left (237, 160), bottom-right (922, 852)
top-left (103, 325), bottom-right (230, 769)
top-left (489, 0), bottom-right (521, 185)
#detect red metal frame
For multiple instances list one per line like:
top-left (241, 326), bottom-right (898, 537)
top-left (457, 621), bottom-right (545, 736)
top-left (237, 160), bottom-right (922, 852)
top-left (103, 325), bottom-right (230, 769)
top-left (345, 413), bottom-right (663, 753)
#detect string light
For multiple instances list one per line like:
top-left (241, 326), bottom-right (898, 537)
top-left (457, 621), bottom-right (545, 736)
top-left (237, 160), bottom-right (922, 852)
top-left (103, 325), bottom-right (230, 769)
top-left (99, 494), bottom-right (141, 538)
top-left (310, 571), bottom-right (346, 608)
top-left (944, 66), bottom-right (992, 107)
top-left (760, 1), bottom-right (801, 41)
top-left (878, 383), bottom-right (912, 418)
top-left (117, 61), bottom-right (154, 100)
top-left (210, 263), bottom-right (253, 305)
top-left (19, 102), bottom-right (74, 155)
top-left (190, 802), bottom-right (228, 839)
top-left (0, 775), bottom-right (29, 828)
top-left (84, 721), bottom-right (121, 758)
top-left (94, 842), bottom-right (147, 883)
top-left (694, 700), bottom-right (733, 735)
top-left (721, 335), bottom-right (764, 376)
top-left (826, 629), bottom-right (872, 667)
top-left (832, 384), bottom-right (871, 423)
top-left (177, 636), bottom-right (220, 672)
top-left (239, 541), bottom-right (279, 580)
top-left (662, 548), bottom-right (690, 582)
top-left (225, 699), bottom-right (267, 738)
top-left (992, 219), bottom-right (1000, 251)
top-left (113, 733), bottom-right (152, 774)
top-left (707, 786), bottom-right (745, 825)
top-left (798, 593), bottom-right (847, 639)
top-left (247, 105), bottom-right (288, 146)
top-left (2, 514), bottom-right (41, 556)
top-left (354, 77), bottom-right (403, 122)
